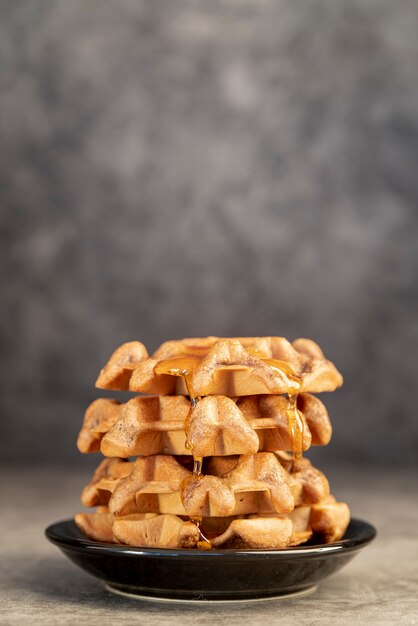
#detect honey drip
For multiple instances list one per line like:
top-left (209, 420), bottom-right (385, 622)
top-left (155, 357), bottom-right (200, 451)
top-left (259, 358), bottom-right (301, 392)
top-left (184, 397), bottom-right (200, 452)
top-left (155, 358), bottom-right (211, 547)
top-left (154, 356), bottom-right (200, 399)
top-left (190, 456), bottom-right (212, 546)
top-left (156, 351), bottom-right (305, 461)
top-left (196, 526), bottom-right (212, 550)
top-left (257, 357), bottom-right (303, 456)
top-left (193, 455), bottom-right (203, 475)
top-left (287, 392), bottom-right (303, 458)
top-left (180, 463), bottom-right (212, 548)
top-left (154, 345), bottom-right (305, 546)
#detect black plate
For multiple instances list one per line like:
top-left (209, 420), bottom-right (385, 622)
top-left (45, 518), bottom-right (375, 601)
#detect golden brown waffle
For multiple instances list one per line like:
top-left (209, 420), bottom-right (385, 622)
top-left (74, 495), bottom-right (349, 549)
top-left (96, 341), bottom-right (148, 390)
top-left (80, 453), bottom-right (329, 518)
top-left (95, 337), bottom-right (343, 396)
top-left (77, 399), bottom-right (122, 454)
top-left (81, 458), bottom-right (131, 507)
top-left (310, 495), bottom-right (351, 542)
top-left (113, 514), bottom-right (200, 549)
top-left (75, 509), bottom-right (161, 544)
top-left (77, 392), bottom-right (331, 458)
top-left (75, 508), bottom-right (116, 543)
top-left (109, 453), bottom-right (294, 518)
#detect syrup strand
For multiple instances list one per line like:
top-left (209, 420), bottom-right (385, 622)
top-left (287, 391), bottom-right (303, 458)
top-left (155, 348), bottom-right (306, 544)
top-left (260, 357), bottom-right (304, 457)
top-left (193, 455), bottom-right (203, 475)
top-left (161, 365), bottom-right (211, 547)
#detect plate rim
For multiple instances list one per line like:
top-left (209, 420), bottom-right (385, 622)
top-left (45, 517), bottom-right (376, 559)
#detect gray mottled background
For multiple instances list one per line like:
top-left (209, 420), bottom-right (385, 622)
top-left (1, 0), bottom-right (417, 468)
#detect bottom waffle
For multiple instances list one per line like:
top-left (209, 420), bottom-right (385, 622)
top-left (75, 495), bottom-right (350, 549)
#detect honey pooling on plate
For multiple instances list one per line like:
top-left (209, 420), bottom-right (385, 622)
top-left (75, 336), bottom-right (350, 549)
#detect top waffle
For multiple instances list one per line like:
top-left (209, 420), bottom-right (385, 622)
top-left (96, 336), bottom-right (343, 396)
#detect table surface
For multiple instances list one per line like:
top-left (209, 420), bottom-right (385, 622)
top-left (1, 465), bottom-right (417, 625)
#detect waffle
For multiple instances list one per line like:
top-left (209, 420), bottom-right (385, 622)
top-left (75, 509), bottom-right (162, 544)
top-left (75, 507), bottom-right (116, 543)
top-left (80, 453), bottom-right (329, 518)
top-left (77, 392), bottom-right (332, 458)
top-left (75, 495), bottom-right (349, 549)
top-left (74, 335), bottom-right (350, 550)
top-left (95, 341), bottom-right (148, 390)
top-left (95, 337), bottom-right (343, 396)
top-left (80, 458), bottom-right (131, 507)
top-left (77, 399), bottom-right (122, 454)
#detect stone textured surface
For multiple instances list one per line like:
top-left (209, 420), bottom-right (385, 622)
top-left (1, 1), bottom-right (418, 465)
top-left (1, 466), bottom-right (417, 625)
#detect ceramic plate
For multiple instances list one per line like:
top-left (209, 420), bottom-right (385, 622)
top-left (45, 517), bottom-right (376, 601)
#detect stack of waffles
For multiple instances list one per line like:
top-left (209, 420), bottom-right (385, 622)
top-left (75, 337), bottom-right (350, 549)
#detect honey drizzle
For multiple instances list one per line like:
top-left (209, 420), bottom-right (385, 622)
top-left (155, 351), bottom-right (305, 457)
top-left (188, 449), bottom-right (211, 546)
top-left (154, 357), bottom-right (199, 451)
top-left (154, 346), bottom-right (305, 546)
top-left (154, 356), bottom-right (200, 399)
top-left (256, 357), bottom-right (303, 458)
top-left (155, 358), bottom-right (211, 546)
top-left (286, 391), bottom-right (303, 459)
top-left (193, 455), bottom-right (203, 475)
